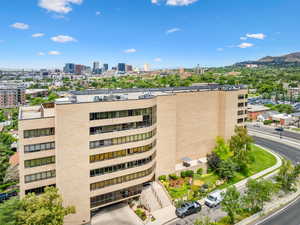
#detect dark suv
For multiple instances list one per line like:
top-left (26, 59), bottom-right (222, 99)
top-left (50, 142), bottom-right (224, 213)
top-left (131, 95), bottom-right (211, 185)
top-left (175, 201), bottom-right (201, 218)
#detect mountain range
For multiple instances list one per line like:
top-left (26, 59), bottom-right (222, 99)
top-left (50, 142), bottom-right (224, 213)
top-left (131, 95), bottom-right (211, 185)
top-left (235, 52), bottom-right (300, 67)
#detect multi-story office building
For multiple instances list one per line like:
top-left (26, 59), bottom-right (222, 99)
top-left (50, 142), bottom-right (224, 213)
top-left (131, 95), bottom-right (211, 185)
top-left (117, 63), bottom-right (126, 72)
top-left (63, 63), bottom-right (75, 74)
top-left (18, 85), bottom-right (248, 225)
top-left (92, 62), bottom-right (100, 74)
top-left (0, 84), bottom-right (25, 108)
top-left (103, 64), bottom-right (109, 72)
top-left (126, 64), bottom-right (133, 72)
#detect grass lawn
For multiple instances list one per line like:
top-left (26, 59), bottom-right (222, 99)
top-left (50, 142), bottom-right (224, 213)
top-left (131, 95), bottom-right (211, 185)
top-left (164, 144), bottom-right (278, 199)
top-left (248, 144), bottom-right (277, 175)
top-left (292, 128), bottom-right (300, 132)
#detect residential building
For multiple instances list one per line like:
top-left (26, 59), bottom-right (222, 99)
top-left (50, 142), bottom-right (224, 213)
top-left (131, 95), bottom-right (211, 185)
top-left (144, 64), bottom-right (150, 72)
top-left (126, 64), bottom-right (133, 72)
top-left (18, 85), bottom-right (247, 225)
top-left (247, 104), bottom-right (270, 121)
top-left (0, 84), bottom-right (25, 108)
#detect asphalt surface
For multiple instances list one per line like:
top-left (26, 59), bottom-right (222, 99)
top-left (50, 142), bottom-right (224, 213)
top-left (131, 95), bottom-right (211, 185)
top-left (248, 124), bottom-right (300, 141)
top-left (251, 136), bottom-right (300, 225)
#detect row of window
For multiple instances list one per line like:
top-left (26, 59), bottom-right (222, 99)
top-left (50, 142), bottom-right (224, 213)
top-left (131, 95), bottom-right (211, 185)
top-left (24, 156), bottom-right (55, 168)
top-left (90, 184), bottom-right (143, 209)
top-left (238, 102), bottom-right (248, 108)
top-left (25, 184), bottom-right (56, 195)
top-left (90, 165), bottom-right (155, 191)
top-left (237, 118), bottom-right (248, 124)
top-left (90, 153), bottom-right (155, 177)
top-left (24, 142), bottom-right (55, 153)
top-left (25, 170), bottom-right (56, 183)
top-left (90, 141), bottom-right (156, 163)
top-left (24, 128), bottom-right (55, 139)
top-left (237, 110), bottom-right (248, 116)
top-left (238, 94), bottom-right (248, 100)
top-left (90, 115), bottom-right (154, 135)
top-left (89, 106), bottom-right (156, 121)
top-left (89, 129), bottom-right (156, 149)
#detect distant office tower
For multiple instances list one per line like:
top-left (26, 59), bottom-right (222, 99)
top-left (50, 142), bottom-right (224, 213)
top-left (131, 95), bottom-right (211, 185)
top-left (63, 63), bottom-right (75, 74)
top-left (126, 65), bottom-right (133, 72)
top-left (0, 84), bottom-right (25, 108)
top-left (111, 67), bottom-right (117, 71)
top-left (144, 64), bottom-right (150, 72)
top-left (93, 62), bottom-right (100, 73)
top-left (75, 65), bottom-right (85, 75)
top-left (103, 64), bottom-right (109, 72)
top-left (117, 63), bottom-right (126, 72)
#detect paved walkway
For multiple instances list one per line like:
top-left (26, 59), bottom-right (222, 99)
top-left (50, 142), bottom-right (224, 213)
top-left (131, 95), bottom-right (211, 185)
top-left (91, 203), bottom-right (143, 225)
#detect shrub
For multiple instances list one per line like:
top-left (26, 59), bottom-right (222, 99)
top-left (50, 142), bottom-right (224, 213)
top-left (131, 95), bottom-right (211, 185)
top-left (196, 168), bottom-right (203, 175)
top-left (158, 175), bottom-right (167, 181)
top-left (135, 209), bottom-right (147, 221)
top-left (263, 120), bottom-right (273, 125)
top-left (185, 170), bottom-right (194, 177)
top-left (169, 174), bottom-right (179, 180)
top-left (180, 171), bottom-right (186, 178)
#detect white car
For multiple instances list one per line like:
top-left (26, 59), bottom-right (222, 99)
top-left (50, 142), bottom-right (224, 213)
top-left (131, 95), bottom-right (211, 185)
top-left (204, 190), bottom-right (224, 208)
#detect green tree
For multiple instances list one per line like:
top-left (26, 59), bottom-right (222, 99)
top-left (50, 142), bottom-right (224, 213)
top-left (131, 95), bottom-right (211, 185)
top-left (276, 160), bottom-right (300, 192)
top-left (243, 179), bottom-right (276, 213)
top-left (217, 159), bottom-right (236, 180)
top-left (0, 197), bottom-right (22, 225)
top-left (221, 186), bottom-right (241, 224)
top-left (213, 136), bottom-right (231, 160)
top-left (18, 187), bottom-right (75, 225)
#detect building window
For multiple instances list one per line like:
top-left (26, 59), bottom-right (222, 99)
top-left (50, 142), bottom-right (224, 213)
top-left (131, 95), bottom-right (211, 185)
top-left (25, 184), bottom-right (56, 195)
top-left (237, 110), bottom-right (244, 116)
top-left (90, 153), bottom-right (155, 177)
top-left (24, 156), bottom-right (55, 168)
top-left (238, 94), bottom-right (245, 100)
top-left (25, 170), bottom-right (56, 183)
top-left (24, 128), bottom-right (55, 139)
top-left (89, 106), bottom-right (156, 121)
top-left (90, 165), bottom-right (155, 191)
top-left (89, 129), bottom-right (156, 149)
top-left (90, 141), bottom-right (156, 163)
top-left (90, 184), bottom-right (143, 209)
top-left (238, 103), bottom-right (244, 107)
top-left (24, 142), bottom-right (55, 153)
top-left (237, 118), bottom-right (244, 124)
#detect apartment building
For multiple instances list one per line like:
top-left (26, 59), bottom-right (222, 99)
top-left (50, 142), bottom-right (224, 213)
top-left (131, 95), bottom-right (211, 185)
top-left (0, 84), bottom-right (25, 108)
top-left (18, 85), bottom-right (248, 225)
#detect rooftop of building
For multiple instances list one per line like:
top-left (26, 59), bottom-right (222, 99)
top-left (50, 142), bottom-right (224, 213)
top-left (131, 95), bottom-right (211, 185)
top-left (248, 104), bottom-right (271, 112)
top-left (19, 84), bottom-right (247, 120)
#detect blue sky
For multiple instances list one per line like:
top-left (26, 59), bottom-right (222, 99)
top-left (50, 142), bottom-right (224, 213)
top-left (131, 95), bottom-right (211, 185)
top-left (0, 0), bottom-right (299, 69)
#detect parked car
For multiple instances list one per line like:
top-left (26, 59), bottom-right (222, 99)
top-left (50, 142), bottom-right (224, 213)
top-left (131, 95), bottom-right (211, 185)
top-left (204, 190), bottom-right (224, 208)
top-left (175, 201), bottom-right (201, 218)
top-left (275, 127), bottom-right (284, 132)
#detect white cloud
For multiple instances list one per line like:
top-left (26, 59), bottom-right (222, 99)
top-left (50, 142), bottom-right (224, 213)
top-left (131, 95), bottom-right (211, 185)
top-left (154, 58), bottom-right (162, 62)
top-left (32, 33), bottom-right (45, 38)
top-left (238, 42), bottom-right (254, 48)
top-left (37, 52), bottom-right (45, 56)
top-left (124, 48), bottom-right (137, 53)
top-left (216, 48), bottom-right (224, 51)
top-left (48, 51), bottom-right (61, 55)
top-left (11, 22), bottom-right (29, 30)
top-left (96, 11), bottom-right (101, 16)
top-left (240, 37), bottom-right (247, 40)
top-left (152, 0), bottom-right (198, 5)
top-left (38, 0), bottom-right (83, 14)
top-left (246, 33), bottom-right (266, 40)
top-left (166, 28), bottom-right (181, 34)
top-left (51, 35), bottom-right (76, 43)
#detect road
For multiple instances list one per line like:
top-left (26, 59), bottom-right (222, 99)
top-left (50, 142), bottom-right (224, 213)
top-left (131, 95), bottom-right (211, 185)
top-left (248, 124), bottom-right (300, 142)
top-left (169, 136), bottom-right (300, 225)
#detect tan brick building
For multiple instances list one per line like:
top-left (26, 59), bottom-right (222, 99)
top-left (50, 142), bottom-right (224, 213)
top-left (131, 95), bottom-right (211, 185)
top-left (18, 85), bottom-right (247, 225)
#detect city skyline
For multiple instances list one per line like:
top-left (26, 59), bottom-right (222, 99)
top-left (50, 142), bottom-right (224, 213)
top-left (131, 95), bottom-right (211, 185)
top-left (0, 0), bottom-right (300, 69)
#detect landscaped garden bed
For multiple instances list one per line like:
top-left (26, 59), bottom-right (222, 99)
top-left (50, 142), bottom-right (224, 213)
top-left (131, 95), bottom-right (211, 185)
top-left (158, 127), bottom-right (277, 206)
